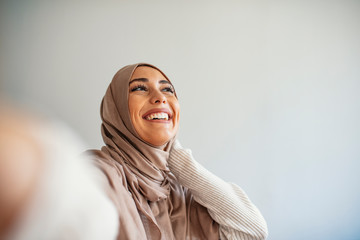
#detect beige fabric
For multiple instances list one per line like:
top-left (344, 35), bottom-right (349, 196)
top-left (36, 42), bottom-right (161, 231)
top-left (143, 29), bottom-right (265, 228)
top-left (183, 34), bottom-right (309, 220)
top-left (87, 63), bottom-right (219, 240)
top-left (168, 140), bottom-right (269, 240)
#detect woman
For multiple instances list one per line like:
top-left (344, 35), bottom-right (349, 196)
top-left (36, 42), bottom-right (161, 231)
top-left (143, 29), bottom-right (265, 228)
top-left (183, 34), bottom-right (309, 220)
top-left (87, 63), bottom-right (268, 240)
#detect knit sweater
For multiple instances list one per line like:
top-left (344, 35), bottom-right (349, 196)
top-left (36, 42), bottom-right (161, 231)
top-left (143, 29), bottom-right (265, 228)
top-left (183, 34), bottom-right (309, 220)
top-left (168, 140), bottom-right (268, 240)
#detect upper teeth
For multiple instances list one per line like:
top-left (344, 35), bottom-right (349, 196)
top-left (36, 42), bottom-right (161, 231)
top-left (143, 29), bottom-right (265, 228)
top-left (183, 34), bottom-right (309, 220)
top-left (146, 112), bottom-right (169, 120)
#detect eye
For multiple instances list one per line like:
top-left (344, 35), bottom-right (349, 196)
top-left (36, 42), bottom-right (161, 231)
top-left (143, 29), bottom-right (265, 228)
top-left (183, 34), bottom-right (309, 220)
top-left (161, 86), bottom-right (174, 94)
top-left (130, 84), bottom-right (148, 92)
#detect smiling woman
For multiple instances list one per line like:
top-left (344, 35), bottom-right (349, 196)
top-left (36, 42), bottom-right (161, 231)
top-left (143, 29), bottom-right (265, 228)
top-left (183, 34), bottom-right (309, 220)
top-left (128, 66), bottom-right (180, 147)
top-left (86, 63), bottom-right (268, 240)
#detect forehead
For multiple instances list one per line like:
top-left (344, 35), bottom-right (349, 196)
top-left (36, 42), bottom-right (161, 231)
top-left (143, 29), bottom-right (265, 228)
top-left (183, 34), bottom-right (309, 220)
top-left (130, 66), bottom-right (167, 81)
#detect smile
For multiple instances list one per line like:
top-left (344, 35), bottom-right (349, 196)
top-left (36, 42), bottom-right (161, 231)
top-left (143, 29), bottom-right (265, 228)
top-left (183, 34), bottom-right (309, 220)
top-left (145, 112), bottom-right (169, 120)
top-left (142, 108), bottom-right (172, 122)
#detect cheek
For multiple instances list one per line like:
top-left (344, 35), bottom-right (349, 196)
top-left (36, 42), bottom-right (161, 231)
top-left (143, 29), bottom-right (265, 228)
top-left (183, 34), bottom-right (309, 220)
top-left (128, 95), bottom-right (142, 115)
top-left (172, 100), bottom-right (180, 121)
top-left (128, 96), bottom-right (143, 127)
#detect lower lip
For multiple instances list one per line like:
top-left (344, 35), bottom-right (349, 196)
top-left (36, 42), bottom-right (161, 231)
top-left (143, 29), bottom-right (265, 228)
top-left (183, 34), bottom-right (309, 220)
top-left (143, 118), bottom-right (171, 124)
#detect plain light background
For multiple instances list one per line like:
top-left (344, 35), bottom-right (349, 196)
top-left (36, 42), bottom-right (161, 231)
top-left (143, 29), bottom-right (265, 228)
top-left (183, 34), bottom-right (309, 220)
top-left (1, 0), bottom-right (359, 239)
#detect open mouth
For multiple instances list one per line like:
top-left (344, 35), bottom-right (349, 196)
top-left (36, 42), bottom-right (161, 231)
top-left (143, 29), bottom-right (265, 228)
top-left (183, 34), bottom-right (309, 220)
top-left (145, 112), bottom-right (169, 120)
top-left (142, 109), bottom-right (172, 122)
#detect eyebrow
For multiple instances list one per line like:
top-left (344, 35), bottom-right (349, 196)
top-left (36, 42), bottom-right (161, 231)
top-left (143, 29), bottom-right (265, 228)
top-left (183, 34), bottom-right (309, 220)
top-left (129, 78), bottom-right (173, 86)
top-left (129, 78), bottom-right (148, 85)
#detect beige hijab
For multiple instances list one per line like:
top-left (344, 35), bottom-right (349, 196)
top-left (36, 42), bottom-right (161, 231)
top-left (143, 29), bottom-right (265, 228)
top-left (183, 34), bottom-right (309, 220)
top-left (87, 63), bottom-right (219, 240)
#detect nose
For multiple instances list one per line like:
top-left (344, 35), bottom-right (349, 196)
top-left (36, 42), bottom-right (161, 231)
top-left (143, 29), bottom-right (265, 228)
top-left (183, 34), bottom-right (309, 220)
top-left (151, 91), bottom-right (166, 104)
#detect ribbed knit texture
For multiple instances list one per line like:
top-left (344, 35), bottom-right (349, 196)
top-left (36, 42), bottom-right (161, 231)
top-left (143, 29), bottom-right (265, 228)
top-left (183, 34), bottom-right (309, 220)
top-left (168, 140), bottom-right (268, 240)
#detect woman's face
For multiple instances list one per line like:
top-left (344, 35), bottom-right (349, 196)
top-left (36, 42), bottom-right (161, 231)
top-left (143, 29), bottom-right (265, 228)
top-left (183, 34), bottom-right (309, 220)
top-left (128, 66), bottom-right (180, 146)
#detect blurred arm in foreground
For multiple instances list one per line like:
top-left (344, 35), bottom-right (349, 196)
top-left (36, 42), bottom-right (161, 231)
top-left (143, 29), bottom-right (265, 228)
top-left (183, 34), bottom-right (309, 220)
top-left (0, 103), bottom-right (118, 240)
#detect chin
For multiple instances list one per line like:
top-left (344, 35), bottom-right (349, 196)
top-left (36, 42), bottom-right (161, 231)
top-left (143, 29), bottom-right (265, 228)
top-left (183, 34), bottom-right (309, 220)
top-left (148, 138), bottom-right (171, 147)
top-left (143, 134), bottom-right (174, 147)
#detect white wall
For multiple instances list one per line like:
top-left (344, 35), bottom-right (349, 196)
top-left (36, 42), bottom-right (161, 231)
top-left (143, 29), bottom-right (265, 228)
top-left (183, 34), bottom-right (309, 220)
top-left (1, 1), bottom-right (359, 239)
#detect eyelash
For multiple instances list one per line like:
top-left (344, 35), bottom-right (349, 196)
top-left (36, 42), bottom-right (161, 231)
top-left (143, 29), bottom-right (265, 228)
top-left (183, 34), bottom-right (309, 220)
top-left (130, 84), bottom-right (148, 92)
top-left (162, 86), bottom-right (174, 93)
top-left (130, 84), bottom-right (174, 94)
